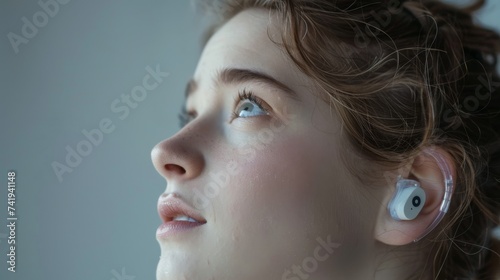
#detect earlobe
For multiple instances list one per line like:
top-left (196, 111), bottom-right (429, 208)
top-left (375, 147), bottom-right (456, 245)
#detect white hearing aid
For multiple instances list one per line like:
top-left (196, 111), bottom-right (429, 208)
top-left (387, 147), bottom-right (454, 242)
top-left (388, 177), bottom-right (426, 221)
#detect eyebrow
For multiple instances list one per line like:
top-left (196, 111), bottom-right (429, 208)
top-left (184, 67), bottom-right (301, 102)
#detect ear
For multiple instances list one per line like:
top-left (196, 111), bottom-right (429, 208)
top-left (374, 147), bottom-right (456, 245)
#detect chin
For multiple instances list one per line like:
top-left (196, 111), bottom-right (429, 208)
top-left (156, 261), bottom-right (191, 280)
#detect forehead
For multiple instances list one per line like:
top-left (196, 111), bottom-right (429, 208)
top-left (193, 8), bottom-right (307, 89)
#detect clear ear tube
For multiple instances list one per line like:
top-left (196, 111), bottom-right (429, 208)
top-left (413, 148), bottom-right (455, 243)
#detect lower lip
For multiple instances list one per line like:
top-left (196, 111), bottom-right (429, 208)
top-left (156, 221), bottom-right (205, 239)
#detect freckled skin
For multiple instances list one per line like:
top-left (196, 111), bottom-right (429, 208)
top-left (152, 8), bottom-right (381, 280)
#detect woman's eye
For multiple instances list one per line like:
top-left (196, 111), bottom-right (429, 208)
top-left (232, 90), bottom-right (270, 119)
top-left (178, 107), bottom-right (195, 129)
top-left (234, 100), bottom-right (268, 118)
top-left (178, 89), bottom-right (270, 129)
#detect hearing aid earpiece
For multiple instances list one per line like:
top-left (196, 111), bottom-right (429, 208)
top-left (388, 177), bottom-right (426, 221)
top-left (387, 147), bottom-right (455, 243)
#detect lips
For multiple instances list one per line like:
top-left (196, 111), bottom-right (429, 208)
top-left (157, 194), bottom-right (207, 224)
top-left (156, 194), bottom-right (207, 240)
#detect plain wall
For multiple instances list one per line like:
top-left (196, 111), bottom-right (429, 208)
top-left (0, 0), bottom-right (499, 279)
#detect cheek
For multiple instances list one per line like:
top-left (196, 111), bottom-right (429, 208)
top-left (212, 130), bottom-right (357, 276)
top-left (221, 132), bottom-right (333, 239)
top-left (218, 126), bottom-right (371, 242)
top-left (211, 135), bottom-right (322, 272)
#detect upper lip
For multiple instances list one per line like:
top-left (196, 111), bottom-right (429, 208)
top-left (157, 195), bottom-right (207, 224)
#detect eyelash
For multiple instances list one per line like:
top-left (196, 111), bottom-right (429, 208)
top-left (230, 89), bottom-right (268, 120)
top-left (177, 89), bottom-right (269, 128)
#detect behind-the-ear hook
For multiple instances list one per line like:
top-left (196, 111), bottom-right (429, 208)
top-left (412, 147), bottom-right (454, 242)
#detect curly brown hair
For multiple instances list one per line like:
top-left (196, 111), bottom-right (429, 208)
top-left (194, 0), bottom-right (500, 279)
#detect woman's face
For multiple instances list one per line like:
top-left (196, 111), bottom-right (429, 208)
top-left (152, 8), bottom-right (379, 280)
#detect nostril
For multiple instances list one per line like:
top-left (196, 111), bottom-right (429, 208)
top-left (165, 164), bottom-right (186, 175)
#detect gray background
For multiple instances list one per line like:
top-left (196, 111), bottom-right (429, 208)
top-left (0, 1), bottom-right (498, 279)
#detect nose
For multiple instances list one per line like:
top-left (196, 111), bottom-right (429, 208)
top-left (151, 133), bottom-right (205, 182)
